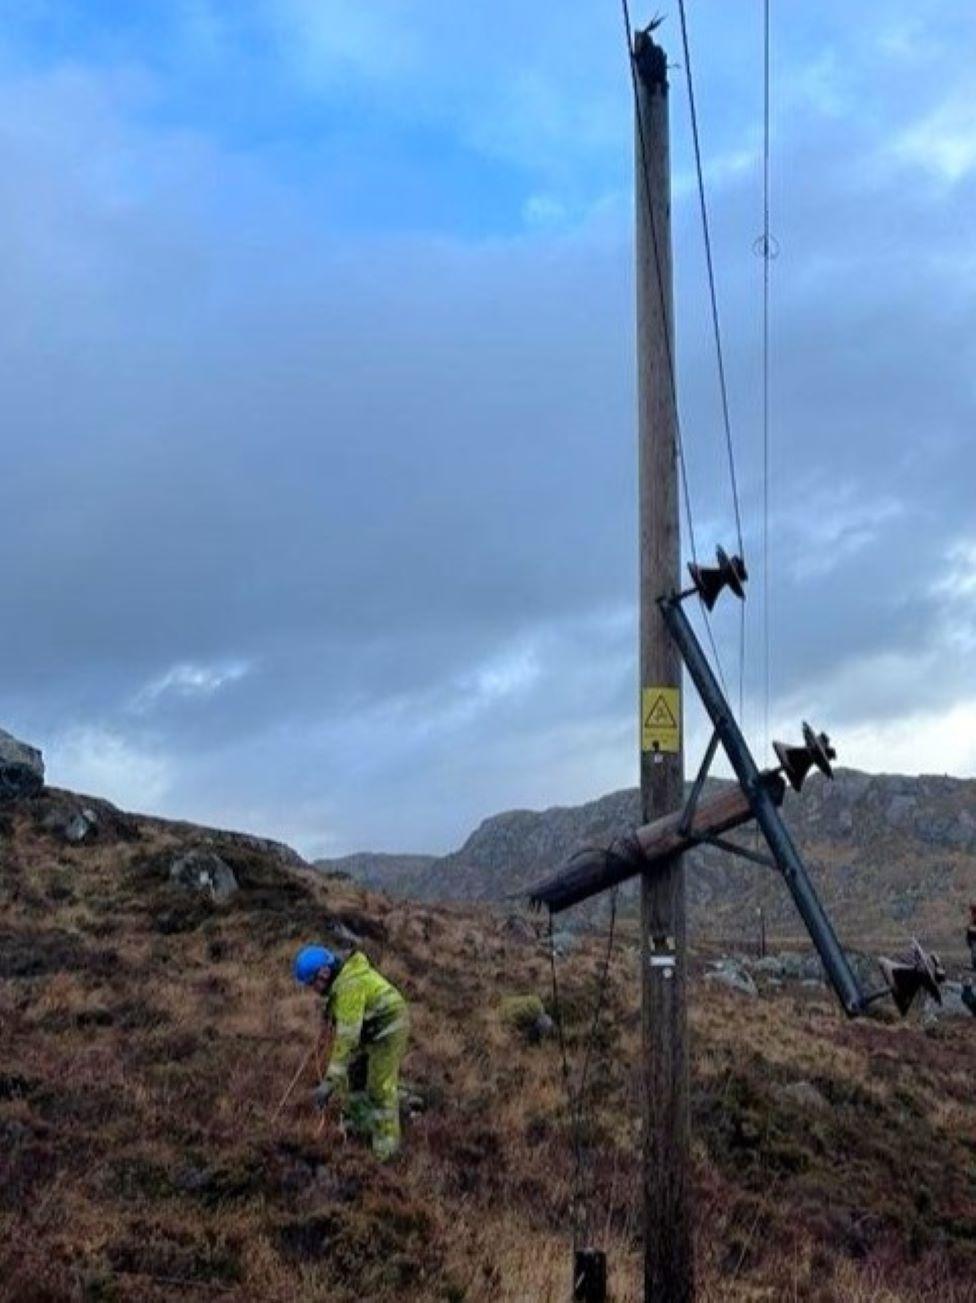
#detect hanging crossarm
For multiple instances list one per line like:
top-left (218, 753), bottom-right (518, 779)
top-left (527, 770), bottom-right (786, 914)
top-left (529, 541), bottom-right (945, 1019)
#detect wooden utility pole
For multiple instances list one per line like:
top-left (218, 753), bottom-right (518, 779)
top-left (634, 29), bottom-right (693, 1302)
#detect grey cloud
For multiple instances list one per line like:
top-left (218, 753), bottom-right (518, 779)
top-left (3, 4), bottom-right (976, 853)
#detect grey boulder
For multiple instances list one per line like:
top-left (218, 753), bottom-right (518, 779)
top-left (921, 981), bottom-right (976, 1024)
top-left (169, 849), bottom-right (238, 902)
top-left (42, 804), bottom-right (98, 844)
top-left (0, 729), bottom-right (44, 798)
top-left (775, 1080), bottom-right (831, 1112)
top-left (704, 960), bottom-right (758, 997)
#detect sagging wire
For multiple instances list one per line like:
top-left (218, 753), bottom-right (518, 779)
top-left (676, 0), bottom-right (749, 731)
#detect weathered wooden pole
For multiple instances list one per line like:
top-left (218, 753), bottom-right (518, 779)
top-left (634, 29), bottom-right (693, 1301)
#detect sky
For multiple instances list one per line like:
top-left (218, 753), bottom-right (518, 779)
top-left (1, 1), bottom-right (975, 858)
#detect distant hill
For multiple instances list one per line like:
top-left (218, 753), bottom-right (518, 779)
top-left (318, 851), bottom-right (437, 891)
top-left (316, 769), bottom-right (976, 950)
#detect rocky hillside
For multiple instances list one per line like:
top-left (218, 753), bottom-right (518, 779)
top-left (322, 852), bottom-right (437, 891)
top-left (318, 769), bottom-right (976, 952)
top-left (3, 781), bottom-right (976, 1300)
top-left (5, 776), bottom-right (974, 1297)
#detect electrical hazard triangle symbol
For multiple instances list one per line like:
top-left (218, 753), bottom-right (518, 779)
top-left (644, 694), bottom-right (678, 731)
top-left (641, 686), bottom-right (680, 753)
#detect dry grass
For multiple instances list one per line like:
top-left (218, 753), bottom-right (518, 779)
top-left (2, 789), bottom-right (976, 1300)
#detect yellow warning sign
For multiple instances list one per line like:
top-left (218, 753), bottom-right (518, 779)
top-left (641, 687), bottom-right (680, 753)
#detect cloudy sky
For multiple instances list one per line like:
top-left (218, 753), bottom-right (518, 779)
top-left (2, 2), bottom-right (975, 857)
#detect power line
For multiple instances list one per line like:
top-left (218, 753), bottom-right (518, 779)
top-left (761, 0), bottom-right (772, 764)
top-left (676, 0), bottom-right (745, 563)
top-left (675, 0), bottom-right (748, 727)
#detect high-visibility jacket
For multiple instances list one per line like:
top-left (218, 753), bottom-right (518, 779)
top-left (323, 952), bottom-right (407, 1088)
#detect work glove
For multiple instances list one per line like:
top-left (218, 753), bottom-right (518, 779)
top-left (312, 1080), bottom-right (335, 1112)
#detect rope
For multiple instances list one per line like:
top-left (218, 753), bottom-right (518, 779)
top-left (548, 890), bottom-right (619, 1249)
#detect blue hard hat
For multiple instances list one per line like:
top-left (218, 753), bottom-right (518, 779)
top-left (293, 944), bottom-right (336, 986)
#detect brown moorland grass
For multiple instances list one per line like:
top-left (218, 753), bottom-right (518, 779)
top-left (1, 789), bottom-right (975, 1301)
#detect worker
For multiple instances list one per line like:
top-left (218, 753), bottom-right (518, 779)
top-left (293, 944), bottom-right (409, 1161)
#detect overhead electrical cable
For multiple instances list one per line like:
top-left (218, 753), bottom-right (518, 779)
top-left (676, 0), bottom-right (745, 562)
top-left (675, 0), bottom-right (748, 726)
top-left (760, 0), bottom-right (773, 763)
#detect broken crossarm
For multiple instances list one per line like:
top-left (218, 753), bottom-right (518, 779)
top-left (529, 543), bottom-right (943, 1020)
top-left (528, 770), bottom-right (786, 914)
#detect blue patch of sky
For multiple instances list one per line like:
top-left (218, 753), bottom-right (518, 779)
top-left (3, 3), bottom-right (628, 239)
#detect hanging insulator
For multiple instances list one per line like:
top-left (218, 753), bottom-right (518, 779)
top-left (878, 940), bottom-right (945, 1016)
top-left (686, 545), bottom-right (748, 611)
top-left (772, 722), bottom-right (836, 792)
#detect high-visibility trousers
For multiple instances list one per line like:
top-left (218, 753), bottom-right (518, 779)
top-left (344, 1008), bottom-right (409, 1160)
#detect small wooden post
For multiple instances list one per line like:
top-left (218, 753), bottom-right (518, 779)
top-left (573, 1248), bottom-right (607, 1303)
top-left (634, 29), bottom-right (693, 1303)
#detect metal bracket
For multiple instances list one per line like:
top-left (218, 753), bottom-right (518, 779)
top-left (693, 833), bottom-right (778, 872)
top-left (678, 729), bottom-right (720, 837)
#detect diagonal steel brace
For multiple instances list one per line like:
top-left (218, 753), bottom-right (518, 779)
top-left (659, 592), bottom-right (867, 1016)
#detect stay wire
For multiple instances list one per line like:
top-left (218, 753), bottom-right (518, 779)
top-left (548, 891), bottom-right (619, 1250)
top-left (620, 0), bottom-right (731, 700)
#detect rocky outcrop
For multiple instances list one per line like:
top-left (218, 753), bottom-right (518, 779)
top-left (41, 803), bottom-right (99, 844)
top-left (313, 852), bottom-right (437, 894)
top-left (148, 816), bottom-right (307, 870)
top-left (0, 729), bottom-right (44, 799)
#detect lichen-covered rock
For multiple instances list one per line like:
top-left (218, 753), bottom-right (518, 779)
top-left (704, 960), bottom-right (758, 997)
top-left (0, 729), bottom-right (44, 799)
top-left (168, 849), bottom-right (238, 902)
top-left (498, 994), bottom-right (556, 1042)
top-left (41, 804), bottom-right (98, 844)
